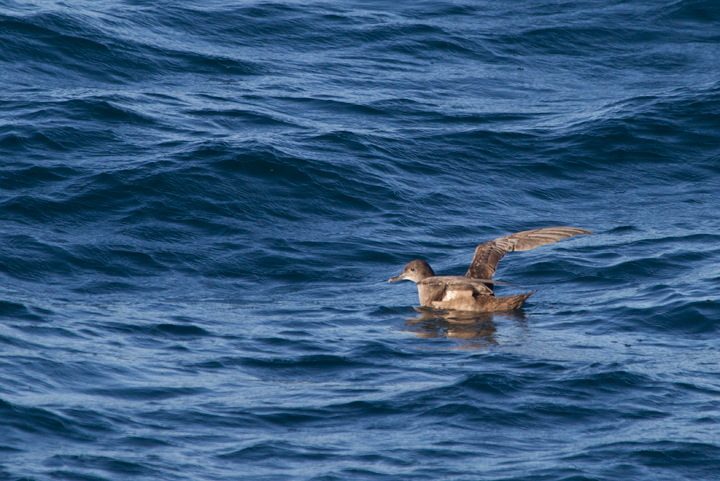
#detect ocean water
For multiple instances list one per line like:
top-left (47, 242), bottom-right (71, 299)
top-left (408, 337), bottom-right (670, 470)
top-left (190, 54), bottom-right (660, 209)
top-left (1, 0), bottom-right (720, 479)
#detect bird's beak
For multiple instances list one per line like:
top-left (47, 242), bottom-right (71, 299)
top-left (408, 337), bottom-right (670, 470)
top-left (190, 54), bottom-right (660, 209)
top-left (388, 273), bottom-right (406, 283)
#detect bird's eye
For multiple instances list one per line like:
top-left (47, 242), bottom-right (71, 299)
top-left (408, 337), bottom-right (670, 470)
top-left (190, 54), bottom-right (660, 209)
top-left (410, 268), bottom-right (415, 271)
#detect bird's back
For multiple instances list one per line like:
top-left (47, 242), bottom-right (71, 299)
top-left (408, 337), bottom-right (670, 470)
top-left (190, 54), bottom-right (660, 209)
top-left (417, 276), bottom-right (494, 306)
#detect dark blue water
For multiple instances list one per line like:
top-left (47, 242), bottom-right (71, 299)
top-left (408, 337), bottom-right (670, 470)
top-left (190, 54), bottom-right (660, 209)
top-left (1, 0), bottom-right (720, 479)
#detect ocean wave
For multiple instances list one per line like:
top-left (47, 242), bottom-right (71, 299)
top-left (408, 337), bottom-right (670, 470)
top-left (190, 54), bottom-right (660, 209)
top-left (1, 1), bottom-right (719, 479)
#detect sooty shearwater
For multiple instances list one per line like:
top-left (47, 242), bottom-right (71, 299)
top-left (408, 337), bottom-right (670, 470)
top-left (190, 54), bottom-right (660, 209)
top-left (389, 227), bottom-right (593, 312)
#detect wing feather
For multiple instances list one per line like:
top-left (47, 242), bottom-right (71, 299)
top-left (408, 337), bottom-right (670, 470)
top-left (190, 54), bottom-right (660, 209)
top-left (466, 227), bottom-right (592, 280)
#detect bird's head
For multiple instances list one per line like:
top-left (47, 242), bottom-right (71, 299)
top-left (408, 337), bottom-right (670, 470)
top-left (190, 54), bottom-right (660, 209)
top-left (388, 260), bottom-right (435, 284)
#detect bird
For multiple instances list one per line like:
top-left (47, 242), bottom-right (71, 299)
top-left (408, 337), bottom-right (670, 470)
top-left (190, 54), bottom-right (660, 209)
top-left (388, 227), bottom-right (592, 312)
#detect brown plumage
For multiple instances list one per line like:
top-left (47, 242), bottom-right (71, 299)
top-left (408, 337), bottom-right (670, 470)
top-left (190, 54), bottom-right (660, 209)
top-left (388, 227), bottom-right (592, 312)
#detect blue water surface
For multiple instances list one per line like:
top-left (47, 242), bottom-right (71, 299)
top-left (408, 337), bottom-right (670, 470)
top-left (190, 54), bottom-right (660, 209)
top-left (1, 0), bottom-right (720, 479)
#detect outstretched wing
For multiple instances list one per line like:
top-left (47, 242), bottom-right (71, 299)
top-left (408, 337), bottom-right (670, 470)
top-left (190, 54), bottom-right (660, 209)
top-left (466, 227), bottom-right (593, 280)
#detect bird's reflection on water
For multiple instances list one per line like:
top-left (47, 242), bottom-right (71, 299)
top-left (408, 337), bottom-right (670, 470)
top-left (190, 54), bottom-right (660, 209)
top-left (403, 308), bottom-right (529, 349)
